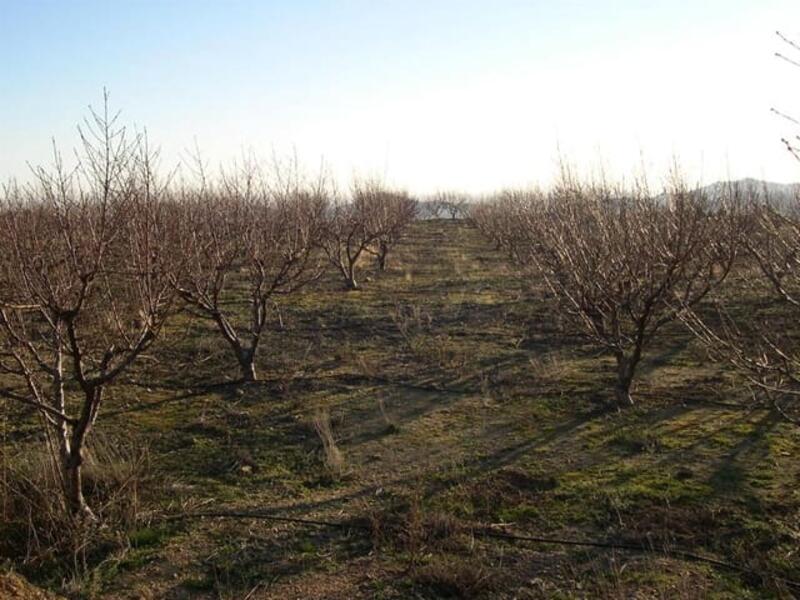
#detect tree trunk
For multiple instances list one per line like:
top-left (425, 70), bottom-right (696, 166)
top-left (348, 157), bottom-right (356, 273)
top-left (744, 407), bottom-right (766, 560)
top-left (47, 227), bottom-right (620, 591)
top-left (60, 387), bottom-right (102, 520)
top-left (614, 378), bottom-right (634, 407)
top-left (212, 312), bottom-right (260, 382)
top-left (614, 353), bottom-right (636, 407)
top-left (345, 263), bottom-right (359, 290)
top-left (239, 357), bottom-right (257, 382)
top-left (54, 424), bottom-right (91, 518)
top-left (63, 449), bottom-right (93, 519)
top-left (234, 345), bottom-right (258, 382)
top-left (378, 242), bottom-right (388, 271)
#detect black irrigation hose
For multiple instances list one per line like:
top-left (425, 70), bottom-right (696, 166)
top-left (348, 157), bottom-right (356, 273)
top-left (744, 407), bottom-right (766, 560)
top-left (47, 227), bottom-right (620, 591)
top-left (474, 529), bottom-right (800, 590)
top-left (165, 510), bottom-right (355, 529)
top-left (165, 509), bottom-right (800, 591)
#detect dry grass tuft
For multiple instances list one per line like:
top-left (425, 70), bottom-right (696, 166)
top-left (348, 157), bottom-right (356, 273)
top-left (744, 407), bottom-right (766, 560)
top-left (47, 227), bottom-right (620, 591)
top-left (0, 434), bottom-right (149, 575)
top-left (412, 556), bottom-right (496, 599)
top-left (311, 407), bottom-right (346, 479)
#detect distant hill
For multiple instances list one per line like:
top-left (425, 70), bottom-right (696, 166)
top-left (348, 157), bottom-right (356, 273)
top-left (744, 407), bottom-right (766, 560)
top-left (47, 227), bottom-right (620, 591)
top-left (699, 178), bottom-right (799, 204)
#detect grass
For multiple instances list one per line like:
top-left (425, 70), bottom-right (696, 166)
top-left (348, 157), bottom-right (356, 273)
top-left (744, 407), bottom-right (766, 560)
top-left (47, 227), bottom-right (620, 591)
top-left (2, 219), bottom-right (799, 599)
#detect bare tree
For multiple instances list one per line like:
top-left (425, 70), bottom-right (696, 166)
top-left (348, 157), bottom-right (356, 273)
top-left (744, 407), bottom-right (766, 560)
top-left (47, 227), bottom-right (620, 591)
top-left (682, 188), bottom-right (800, 424)
top-left (0, 97), bottom-right (176, 518)
top-left (321, 179), bottom-right (395, 289)
top-left (171, 161), bottom-right (327, 382)
top-left (469, 189), bottom-right (530, 258)
top-left (420, 196), bottom-right (445, 219)
top-left (504, 174), bottom-right (741, 407)
top-left (434, 190), bottom-right (469, 220)
top-left (367, 188), bottom-right (418, 271)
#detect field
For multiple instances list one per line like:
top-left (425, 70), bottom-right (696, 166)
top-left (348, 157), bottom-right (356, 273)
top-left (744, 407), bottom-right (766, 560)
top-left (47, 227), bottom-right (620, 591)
top-left (3, 218), bottom-right (799, 599)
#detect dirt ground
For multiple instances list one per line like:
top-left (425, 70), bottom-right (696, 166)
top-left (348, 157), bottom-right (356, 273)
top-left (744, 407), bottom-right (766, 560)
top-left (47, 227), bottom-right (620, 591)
top-left (3, 220), bottom-right (799, 599)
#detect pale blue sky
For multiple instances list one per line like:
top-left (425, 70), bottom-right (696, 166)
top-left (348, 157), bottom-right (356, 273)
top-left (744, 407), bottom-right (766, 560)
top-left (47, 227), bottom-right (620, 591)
top-left (2, 0), bottom-right (800, 193)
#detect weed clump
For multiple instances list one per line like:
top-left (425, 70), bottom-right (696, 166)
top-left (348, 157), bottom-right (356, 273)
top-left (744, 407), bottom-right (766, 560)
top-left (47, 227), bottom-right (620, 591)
top-left (0, 435), bottom-right (150, 583)
top-left (311, 407), bottom-right (346, 480)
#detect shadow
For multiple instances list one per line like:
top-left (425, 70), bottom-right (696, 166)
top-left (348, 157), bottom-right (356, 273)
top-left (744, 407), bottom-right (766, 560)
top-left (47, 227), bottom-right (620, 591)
top-left (104, 381), bottom-right (243, 418)
top-left (171, 517), bottom-right (372, 598)
top-left (707, 410), bottom-right (778, 497)
top-left (414, 405), bottom-right (618, 502)
top-left (635, 332), bottom-right (696, 379)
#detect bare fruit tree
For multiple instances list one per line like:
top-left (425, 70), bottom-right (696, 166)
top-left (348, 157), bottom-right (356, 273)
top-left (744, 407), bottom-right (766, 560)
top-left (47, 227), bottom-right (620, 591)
top-left (0, 99), bottom-right (176, 518)
top-left (367, 189), bottom-right (418, 271)
top-left (507, 174), bottom-right (741, 407)
top-left (171, 162), bottom-right (327, 382)
top-left (682, 188), bottom-right (800, 424)
top-left (469, 189), bottom-right (530, 258)
top-left (421, 196), bottom-right (445, 219)
top-left (434, 190), bottom-right (470, 220)
top-left (322, 179), bottom-right (399, 289)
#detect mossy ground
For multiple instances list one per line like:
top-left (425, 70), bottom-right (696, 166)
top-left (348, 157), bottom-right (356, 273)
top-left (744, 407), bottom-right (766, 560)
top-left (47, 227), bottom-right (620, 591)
top-left (2, 219), bottom-right (799, 599)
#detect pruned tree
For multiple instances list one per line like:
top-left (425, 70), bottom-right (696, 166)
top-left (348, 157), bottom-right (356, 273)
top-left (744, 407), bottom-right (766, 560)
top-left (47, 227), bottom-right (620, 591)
top-left (321, 179), bottom-right (397, 289)
top-left (510, 174), bottom-right (742, 407)
top-left (421, 196), bottom-right (445, 219)
top-left (366, 188), bottom-right (417, 271)
top-left (171, 161), bottom-right (327, 382)
top-left (469, 189), bottom-right (530, 258)
top-left (682, 186), bottom-right (800, 424)
top-left (434, 190), bottom-right (470, 220)
top-left (0, 97), bottom-right (177, 518)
